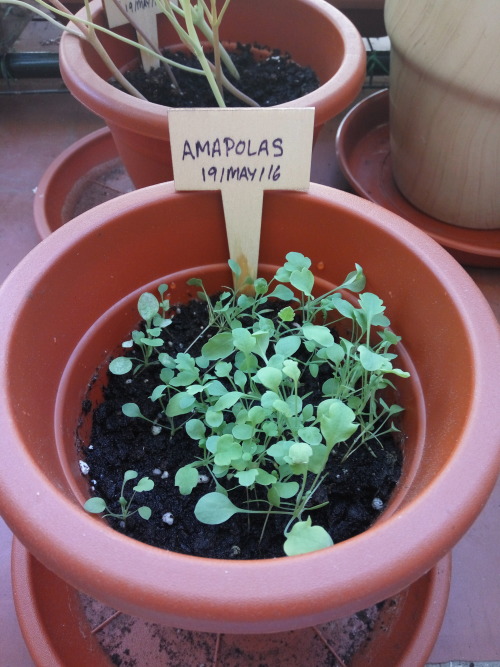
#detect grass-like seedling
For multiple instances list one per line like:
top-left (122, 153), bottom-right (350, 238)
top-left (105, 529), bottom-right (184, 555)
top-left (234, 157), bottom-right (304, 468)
top-left (84, 470), bottom-right (154, 521)
top-left (106, 253), bottom-right (409, 555)
top-left (0, 0), bottom-right (257, 107)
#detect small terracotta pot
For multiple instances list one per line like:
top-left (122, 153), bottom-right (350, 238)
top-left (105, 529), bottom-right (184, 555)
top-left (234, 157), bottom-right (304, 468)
top-left (58, 0), bottom-right (366, 188)
top-left (11, 538), bottom-right (451, 667)
top-left (0, 184), bottom-right (499, 634)
top-left (385, 0), bottom-right (500, 229)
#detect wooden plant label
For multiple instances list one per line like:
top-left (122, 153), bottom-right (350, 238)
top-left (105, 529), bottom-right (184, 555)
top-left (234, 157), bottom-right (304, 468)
top-left (169, 107), bottom-right (315, 289)
top-left (103, 0), bottom-right (161, 71)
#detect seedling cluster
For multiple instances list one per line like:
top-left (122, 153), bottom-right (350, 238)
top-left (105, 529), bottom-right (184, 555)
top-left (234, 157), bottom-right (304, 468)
top-left (91, 253), bottom-right (409, 556)
top-left (84, 470), bottom-right (155, 521)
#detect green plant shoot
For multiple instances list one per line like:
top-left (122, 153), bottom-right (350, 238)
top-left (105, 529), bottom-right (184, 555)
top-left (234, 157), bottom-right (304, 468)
top-left (84, 470), bottom-right (154, 521)
top-left (107, 252), bottom-right (410, 555)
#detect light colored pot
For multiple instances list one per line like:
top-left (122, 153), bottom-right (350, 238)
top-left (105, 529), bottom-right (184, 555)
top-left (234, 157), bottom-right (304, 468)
top-left (385, 0), bottom-right (500, 229)
top-left (0, 184), bottom-right (499, 634)
top-left (59, 0), bottom-right (366, 188)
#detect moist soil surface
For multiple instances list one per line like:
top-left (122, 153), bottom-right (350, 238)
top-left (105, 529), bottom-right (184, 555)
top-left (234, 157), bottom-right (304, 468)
top-left (117, 43), bottom-right (320, 107)
top-left (82, 299), bottom-right (403, 560)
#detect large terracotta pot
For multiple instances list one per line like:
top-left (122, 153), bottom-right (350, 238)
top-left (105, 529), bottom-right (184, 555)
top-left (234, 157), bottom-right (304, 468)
top-left (59, 0), bottom-right (366, 188)
top-left (0, 183), bottom-right (499, 634)
top-left (385, 0), bottom-right (500, 229)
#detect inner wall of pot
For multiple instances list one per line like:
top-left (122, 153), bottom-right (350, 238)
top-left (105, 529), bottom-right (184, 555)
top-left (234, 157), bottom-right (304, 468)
top-left (55, 263), bottom-right (423, 527)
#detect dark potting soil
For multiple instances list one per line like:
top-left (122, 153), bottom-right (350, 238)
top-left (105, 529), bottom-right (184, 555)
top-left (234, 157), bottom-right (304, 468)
top-left (81, 299), bottom-right (403, 560)
top-left (116, 43), bottom-right (320, 107)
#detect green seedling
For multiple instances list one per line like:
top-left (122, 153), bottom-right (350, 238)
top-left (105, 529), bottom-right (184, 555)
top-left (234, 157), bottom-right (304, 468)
top-left (109, 284), bottom-right (172, 375)
top-left (108, 252), bottom-right (410, 555)
top-left (84, 470), bottom-right (154, 521)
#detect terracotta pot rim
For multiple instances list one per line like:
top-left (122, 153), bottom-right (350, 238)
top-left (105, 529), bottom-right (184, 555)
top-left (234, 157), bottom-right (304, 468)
top-left (59, 0), bottom-right (366, 136)
top-left (1, 183), bottom-right (499, 631)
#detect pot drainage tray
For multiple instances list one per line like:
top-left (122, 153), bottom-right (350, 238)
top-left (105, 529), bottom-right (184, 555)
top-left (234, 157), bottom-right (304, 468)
top-left (12, 538), bottom-right (451, 667)
top-left (336, 89), bottom-right (500, 268)
top-left (33, 128), bottom-right (133, 239)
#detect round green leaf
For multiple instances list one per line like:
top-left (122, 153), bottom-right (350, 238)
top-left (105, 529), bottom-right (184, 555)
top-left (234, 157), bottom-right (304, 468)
top-left (287, 442), bottom-right (312, 465)
top-left (186, 419), bottom-right (206, 440)
top-left (285, 251), bottom-right (311, 270)
top-left (276, 336), bottom-right (301, 358)
top-left (205, 380), bottom-right (227, 396)
top-left (140, 337), bottom-right (163, 347)
top-left (165, 392), bottom-right (195, 417)
top-left (318, 399), bottom-right (358, 447)
top-left (109, 357), bottom-right (133, 375)
top-left (278, 306), bottom-right (295, 322)
top-left (302, 323), bottom-right (334, 347)
top-left (137, 506), bottom-right (152, 520)
top-left (232, 328), bottom-right (256, 354)
top-left (84, 497), bottom-right (107, 514)
top-left (202, 332), bottom-right (234, 360)
top-left (122, 403), bottom-right (143, 418)
top-left (138, 292), bottom-right (160, 322)
top-left (175, 465), bottom-right (200, 495)
top-left (232, 423), bottom-right (253, 440)
top-left (290, 267), bottom-right (314, 297)
top-left (214, 361), bottom-right (232, 378)
top-left (134, 476), bottom-right (154, 492)
top-left (150, 385), bottom-right (167, 402)
top-left (228, 258), bottom-right (241, 276)
top-left (273, 481), bottom-right (299, 499)
top-left (194, 492), bottom-right (240, 524)
top-left (268, 284), bottom-right (295, 301)
top-left (358, 345), bottom-right (392, 372)
top-left (205, 409), bottom-right (224, 428)
top-left (298, 426), bottom-right (322, 446)
top-left (235, 469), bottom-right (258, 487)
top-left (253, 277), bottom-right (268, 295)
top-left (214, 392), bottom-right (243, 412)
top-left (284, 518), bottom-right (334, 556)
top-left (255, 367), bottom-right (283, 393)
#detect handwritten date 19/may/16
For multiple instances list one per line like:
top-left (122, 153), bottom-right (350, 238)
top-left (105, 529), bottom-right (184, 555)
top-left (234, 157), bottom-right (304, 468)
top-left (202, 164), bottom-right (281, 184)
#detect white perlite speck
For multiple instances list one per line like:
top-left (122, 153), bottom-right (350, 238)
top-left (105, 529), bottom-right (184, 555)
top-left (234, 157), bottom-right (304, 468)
top-left (151, 425), bottom-right (162, 436)
top-left (372, 497), bottom-right (384, 511)
top-left (79, 460), bottom-right (90, 475)
top-left (162, 512), bottom-right (174, 525)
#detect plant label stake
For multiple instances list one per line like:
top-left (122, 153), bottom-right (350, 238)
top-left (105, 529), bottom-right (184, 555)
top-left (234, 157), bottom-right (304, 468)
top-left (169, 107), bottom-right (314, 290)
top-left (103, 0), bottom-right (161, 71)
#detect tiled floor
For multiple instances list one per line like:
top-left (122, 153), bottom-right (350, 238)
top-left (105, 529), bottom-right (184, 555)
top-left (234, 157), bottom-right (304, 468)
top-left (1, 15), bottom-right (500, 667)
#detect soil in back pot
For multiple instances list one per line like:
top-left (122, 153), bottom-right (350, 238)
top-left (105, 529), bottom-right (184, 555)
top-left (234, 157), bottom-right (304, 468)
top-left (116, 44), bottom-right (320, 107)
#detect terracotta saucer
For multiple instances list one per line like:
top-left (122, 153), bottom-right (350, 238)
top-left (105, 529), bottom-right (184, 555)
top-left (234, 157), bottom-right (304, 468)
top-left (336, 89), bottom-right (500, 268)
top-left (33, 127), bottom-right (132, 239)
top-left (11, 538), bottom-right (451, 667)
